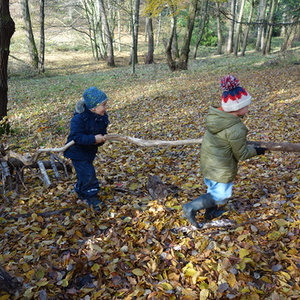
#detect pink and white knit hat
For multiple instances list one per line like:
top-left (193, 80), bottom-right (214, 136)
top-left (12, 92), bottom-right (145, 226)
top-left (220, 75), bottom-right (252, 112)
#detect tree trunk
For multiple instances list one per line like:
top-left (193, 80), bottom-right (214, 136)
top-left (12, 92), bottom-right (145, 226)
top-left (193, 0), bottom-right (209, 59)
top-left (38, 0), bottom-right (45, 73)
top-left (216, 2), bottom-right (223, 55)
top-left (0, 0), bottom-right (15, 127)
top-left (241, 0), bottom-right (254, 56)
top-left (129, 0), bottom-right (140, 72)
top-left (262, 0), bottom-right (278, 55)
top-left (255, 0), bottom-right (267, 51)
top-left (165, 12), bottom-right (177, 72)
top-left (227, 0), bottom-right (236, 54)
top-left (98, 0), bottom-right (115, 67)
top-left (281, 16), bottom-right (299, 51)
top-left (145, 16), bottom-right (154, 64)
top-left (234, 0), bottom-right (246, 56)
top-left (177, 0), bottom-right (199, 70)
top-left (21, 0), bottom-right (39, 69)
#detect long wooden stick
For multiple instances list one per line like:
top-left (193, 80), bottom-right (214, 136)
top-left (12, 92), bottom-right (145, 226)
top-left (104, 134), bottom-right (300, 152)
top-left (4, 134), bottom-right (300, 167)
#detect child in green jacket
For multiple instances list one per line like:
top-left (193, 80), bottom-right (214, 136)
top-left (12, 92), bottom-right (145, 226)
top-left (182, 75), bottom-right (267, 228)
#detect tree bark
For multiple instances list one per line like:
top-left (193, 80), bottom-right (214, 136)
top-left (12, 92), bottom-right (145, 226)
top-left (38, 0), bottom-right (45, 73)
top-left (145, 16), bottom-right (154, 64)
top-left (98, 0), bottom-right (115, 67)
top-left (234, 0), bottom-right (246, 56)
top-left (262, 0), bottom-right (278, 55)
top-left (21, 0), bottom-right (39, 69)
top-left (227, 0), bottom-right (236, 54)
top-left (255, 0), bottom-right (267, 51)
top-left (177, 0), bottom-right (198, 70)
top-left (193, 0), bottom-right (209, 59)
top-left (0, 0), bottom-right (15, 125)
top-left (241, 0), bottom-right (254, 56)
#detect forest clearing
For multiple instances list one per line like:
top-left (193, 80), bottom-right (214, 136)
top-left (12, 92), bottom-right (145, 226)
top-left (1, 45), bottom-right (300, 299)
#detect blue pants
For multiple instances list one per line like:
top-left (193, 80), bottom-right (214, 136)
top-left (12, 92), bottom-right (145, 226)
top-left (72, 160), bottom-right (99, 199)
top-left (204, 178), bottom-right (233, 205)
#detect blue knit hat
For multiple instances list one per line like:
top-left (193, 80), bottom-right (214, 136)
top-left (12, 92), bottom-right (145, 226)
top-left (82, 87), bottom-right (108, 109)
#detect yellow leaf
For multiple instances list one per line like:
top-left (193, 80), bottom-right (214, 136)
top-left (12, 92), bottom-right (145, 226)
top-left (228, 273), bottom-right (237, 288)
top-left (129, 183), bottom-right (139, 190)
top-left (275, 219), bottom-right (288, 227)
top-left (91, 263), bottom-right (101, 272)
top-left (267, 231), bottom-right (283, 240)
top-left (40, 228), bottom-right (48, 237)
top-left (239, 248), bottom-right (250, 259)
top-left (199, 289), bottom-right (209, 300)
top-left (0, 294), bottom-right (11, 300)
top-left (132, 268), bottom-right (145, 276)
top-left (184, 267), bottom-right (198, 277)
top-left (25, 269), bottom-right (35, 279)
top-left (159, 282), bottom-right (173, 291)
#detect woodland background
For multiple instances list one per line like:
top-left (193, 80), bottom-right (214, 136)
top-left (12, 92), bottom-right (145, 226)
top-left (0, 0), bottom-right (300, 299)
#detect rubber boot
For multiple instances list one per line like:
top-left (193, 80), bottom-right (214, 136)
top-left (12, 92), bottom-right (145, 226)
top-left (204, 206), bottom-right (227, 220)
top-left (182, 193), bottom-right (216, 228)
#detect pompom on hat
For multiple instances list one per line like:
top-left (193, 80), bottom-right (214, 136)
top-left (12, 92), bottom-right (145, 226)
top-left (83, 87), bottom-right (108, 110)
top-left (220, 75), bottom-right (252, 112)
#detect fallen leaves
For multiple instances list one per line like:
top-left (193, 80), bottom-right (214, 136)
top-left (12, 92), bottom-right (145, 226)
top-left (1, 62), bottom-right (300, 299)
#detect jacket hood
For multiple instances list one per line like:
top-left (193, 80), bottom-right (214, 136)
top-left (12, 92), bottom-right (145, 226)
top-left (205, 107), bottom-right (241, 134)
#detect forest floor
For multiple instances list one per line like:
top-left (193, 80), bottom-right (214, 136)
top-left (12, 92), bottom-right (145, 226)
top-left (1, 47), bottom-right (300, 299)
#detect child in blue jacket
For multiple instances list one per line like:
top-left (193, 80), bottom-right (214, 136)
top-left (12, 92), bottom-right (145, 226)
top-left (64, 87), bottom-right (109, 210)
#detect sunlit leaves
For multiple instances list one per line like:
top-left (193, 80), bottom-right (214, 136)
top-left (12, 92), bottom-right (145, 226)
top-left (1, 61), bottom-right (300, 299)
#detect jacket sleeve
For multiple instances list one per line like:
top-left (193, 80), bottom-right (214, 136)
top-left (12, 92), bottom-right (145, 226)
top-left (227, 123), bottom-right (257, 161)
top-left (70, 114), bottom-right (96, 145)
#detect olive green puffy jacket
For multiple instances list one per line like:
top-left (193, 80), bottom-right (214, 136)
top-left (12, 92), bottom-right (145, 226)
top-left (200, 107), bottom-right (257, 183)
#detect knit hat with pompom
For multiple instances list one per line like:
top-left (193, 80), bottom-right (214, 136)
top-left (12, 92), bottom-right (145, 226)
top-left (220, 75), bottom-right (252, 112)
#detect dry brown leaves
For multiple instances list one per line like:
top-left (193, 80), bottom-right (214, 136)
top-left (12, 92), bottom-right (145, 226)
top-left (1, 63), bottom-right (300, 299)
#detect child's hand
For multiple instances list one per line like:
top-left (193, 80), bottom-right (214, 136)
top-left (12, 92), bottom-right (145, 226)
top-left (95, 134), bottom-right (106, 144)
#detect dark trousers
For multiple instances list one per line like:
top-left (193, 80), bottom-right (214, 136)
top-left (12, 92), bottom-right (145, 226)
top-left (72, 159), bottom-right (99, 200)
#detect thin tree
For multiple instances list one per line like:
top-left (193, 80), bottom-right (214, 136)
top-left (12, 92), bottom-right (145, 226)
top-left (234, 0), bottom-right (246, 56)
top-left (98, 0), bottom-right (115, 66)
top-left (227, 0), bottom-right (236, 53)
top-left (39, 0), bottom-right (45, 73)
top-left (262, 0), bottom-right (278, 54)
top-left (255, 0), bottom-right (267, 51)
top-left (0, 0), bottom-right (15, 131)
top-left (241, 0), bottom-right (254, 56)
top-left (193, 0), bottom-right (209, 59)
top-left (21, 0), bottom-right (39, 69)
top-left (129, 0), bottom-right (140, 73)
top-left (177, 0), bottom-right (199, 70)
top-left (145, 15), bottom-right (154, 64)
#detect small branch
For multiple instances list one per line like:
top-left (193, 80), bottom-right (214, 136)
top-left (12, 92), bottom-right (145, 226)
top-left (31, 140), bottom-right (75, 163)
top-left (37, 161), bottom-right (51, 187)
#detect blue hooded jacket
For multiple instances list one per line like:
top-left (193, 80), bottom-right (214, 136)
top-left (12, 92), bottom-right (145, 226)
top-left (64, 104), bottom-right (109, 161)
